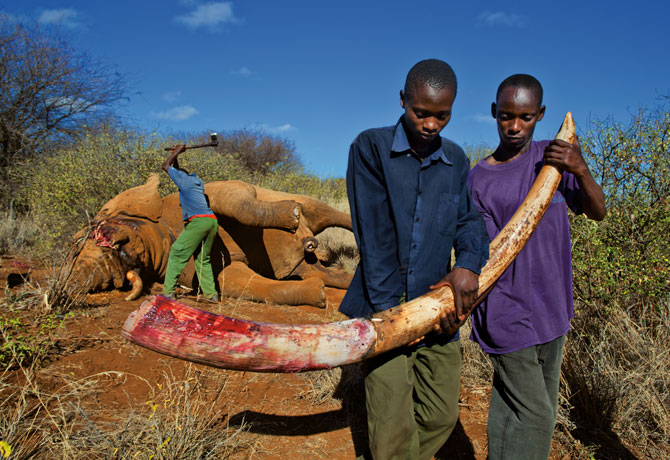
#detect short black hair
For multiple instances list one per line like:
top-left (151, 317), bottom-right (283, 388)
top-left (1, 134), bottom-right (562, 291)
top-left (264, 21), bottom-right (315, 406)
top-left (496, 74), bottom-right (543, 105)
top-left (404, 59), bottom-right (457, 100)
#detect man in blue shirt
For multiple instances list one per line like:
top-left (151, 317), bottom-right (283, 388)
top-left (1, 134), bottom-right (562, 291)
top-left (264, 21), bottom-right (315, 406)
top-left (340, 59), bottom-right (489, 460)
top-left (162, 144), bottom-right (219, 301)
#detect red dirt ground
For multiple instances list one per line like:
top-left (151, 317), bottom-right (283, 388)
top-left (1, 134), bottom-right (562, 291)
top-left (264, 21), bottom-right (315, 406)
top-left (0, 257), bottom-right (565, 459)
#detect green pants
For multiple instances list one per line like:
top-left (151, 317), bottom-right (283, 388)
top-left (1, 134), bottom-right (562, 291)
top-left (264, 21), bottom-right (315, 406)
top-left (360, 338), bottom-right (462, 460)
top-left (487, 335), bottom-right (566, 460)
top-left (163, 217), bottom-right (218, 297)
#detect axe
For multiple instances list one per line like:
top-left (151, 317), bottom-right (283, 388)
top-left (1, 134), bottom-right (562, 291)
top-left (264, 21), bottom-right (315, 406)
top-left (163, 132), bottom-right (218, 151)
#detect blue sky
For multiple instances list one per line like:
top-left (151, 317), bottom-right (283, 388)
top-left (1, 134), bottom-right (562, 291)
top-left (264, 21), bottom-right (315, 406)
top-left (3, 1), bottom-right (669, 177)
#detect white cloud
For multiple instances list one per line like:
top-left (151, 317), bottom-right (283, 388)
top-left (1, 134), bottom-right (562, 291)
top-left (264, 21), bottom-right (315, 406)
top-left (478, 11), bottom-right (526, 28)
top-left (175, 2), bottom-right (238, 31)
top-left (467, 113), bottom-right (496, 124)
top-left (268, 123), bottom-right (295, 134)
top-left (162, 91), bottom-right (182, 102)
top-left (248, 122), bottom-right (297, 134)
top-left (151, 105), bottom-right (198, 121)
top-left (231, 67), bottom-right (252, 76)
top-left (38, 9), bottom-right (82, 29)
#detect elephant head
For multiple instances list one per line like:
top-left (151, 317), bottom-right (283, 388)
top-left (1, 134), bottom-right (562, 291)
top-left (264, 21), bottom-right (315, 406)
top-left (69, 174), bottom-right (170, 300)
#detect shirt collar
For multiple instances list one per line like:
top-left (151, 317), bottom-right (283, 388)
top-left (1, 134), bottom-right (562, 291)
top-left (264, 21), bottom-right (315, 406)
top-left (391, 116), bottom-right (452, 166)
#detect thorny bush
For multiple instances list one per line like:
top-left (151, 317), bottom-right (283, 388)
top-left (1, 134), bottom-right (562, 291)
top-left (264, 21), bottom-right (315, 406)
top-left (562, 104), bottom-right (670, 458)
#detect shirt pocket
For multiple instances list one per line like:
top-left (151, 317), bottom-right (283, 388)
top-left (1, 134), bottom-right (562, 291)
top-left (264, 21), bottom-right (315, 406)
top-left (437, 192), bottom-right (460, 236)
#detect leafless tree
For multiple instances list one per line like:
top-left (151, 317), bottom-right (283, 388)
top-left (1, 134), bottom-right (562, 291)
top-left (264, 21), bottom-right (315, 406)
top-left (0, 18), bottom-right (128, 203)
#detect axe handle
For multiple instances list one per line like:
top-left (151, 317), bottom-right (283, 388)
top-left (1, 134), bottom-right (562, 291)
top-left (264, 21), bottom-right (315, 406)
top-left (163, 141), bottom-right (218, 151)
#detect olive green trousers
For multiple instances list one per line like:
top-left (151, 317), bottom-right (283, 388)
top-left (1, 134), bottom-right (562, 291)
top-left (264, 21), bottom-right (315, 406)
top-left (359, 339), bottom-right (462, 460)
top-left (486, 335), bottom-right (566, 460)
top-left (163, 217), bottom-right (218, 297)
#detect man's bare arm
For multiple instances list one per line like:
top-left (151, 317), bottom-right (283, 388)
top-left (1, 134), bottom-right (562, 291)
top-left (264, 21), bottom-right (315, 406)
top-left (544, 138), bottom-right (607, 221)
top-left (162, 144), bottom-right (186, 173)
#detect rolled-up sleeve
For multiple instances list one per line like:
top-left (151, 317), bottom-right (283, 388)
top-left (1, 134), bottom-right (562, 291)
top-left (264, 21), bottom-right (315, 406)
top-left (346, 137), bottom-right (404, 310)
top-left (168, 166), bottom-right (185, 188)
top-left (452, 160), bottom-right (490, 274)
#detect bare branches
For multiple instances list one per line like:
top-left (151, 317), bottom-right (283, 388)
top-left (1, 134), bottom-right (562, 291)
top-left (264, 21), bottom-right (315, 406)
top-left (0, 18), bottom-right (128, 202)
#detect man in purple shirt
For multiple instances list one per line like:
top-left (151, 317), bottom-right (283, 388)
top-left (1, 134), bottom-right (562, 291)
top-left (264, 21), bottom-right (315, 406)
top-left (467, 74), bottom-right (606, 460)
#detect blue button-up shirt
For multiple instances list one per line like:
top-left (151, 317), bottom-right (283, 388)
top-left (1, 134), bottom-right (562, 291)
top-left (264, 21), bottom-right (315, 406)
top-left (339, 117), bottom-right (489, 332)
top-left (168, 166), bottom-right (215, 222)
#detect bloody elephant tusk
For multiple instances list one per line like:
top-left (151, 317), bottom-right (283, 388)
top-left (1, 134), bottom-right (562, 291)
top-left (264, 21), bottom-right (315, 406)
top-left (121, 113), bottom-right (576, 372)
top-left (125, 270), bottom-right (143, 301)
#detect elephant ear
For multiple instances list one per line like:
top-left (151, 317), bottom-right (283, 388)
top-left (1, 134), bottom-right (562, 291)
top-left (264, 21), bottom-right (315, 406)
top-left (97, 174), bottom-right (163, 222)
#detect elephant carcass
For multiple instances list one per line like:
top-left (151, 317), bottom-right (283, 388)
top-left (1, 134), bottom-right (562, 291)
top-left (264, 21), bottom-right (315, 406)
top-left (69, 176), bottom-right (353, 307)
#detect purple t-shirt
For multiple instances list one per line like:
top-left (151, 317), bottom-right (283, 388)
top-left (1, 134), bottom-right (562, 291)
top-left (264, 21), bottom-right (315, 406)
top-left (467, 140), bottom-right (582, 354)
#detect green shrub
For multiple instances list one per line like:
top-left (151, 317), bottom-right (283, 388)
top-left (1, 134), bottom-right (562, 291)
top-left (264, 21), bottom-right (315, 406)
top-left (256, 169), bottom-right (347, 201)
top-left (18, 122), bottom-right (167, 255)
top-left (572, 106), bottom-right (670, 313)
top-left (17, 122), bottom-right (347, 257)
top-left (563, 104), bottom-right (670, 458)
top-left (0, 311), bottom-right (72, 370)
top-left (463, 142), bottom-right (494, 167)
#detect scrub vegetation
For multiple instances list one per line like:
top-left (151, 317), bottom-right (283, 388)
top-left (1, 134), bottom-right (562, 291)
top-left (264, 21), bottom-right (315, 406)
top-left (8, 120), bottom-right (346, 258)
top-left (0, 20), bottom-right (668, 460)
top-left (561, 105), bottom-right (670, 459)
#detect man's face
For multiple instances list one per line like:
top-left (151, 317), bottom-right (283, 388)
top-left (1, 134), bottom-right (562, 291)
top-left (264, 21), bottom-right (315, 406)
top-left (401, 84), bottom-right (455, 153)
top-left (492, 86), bottom-right (545, 152)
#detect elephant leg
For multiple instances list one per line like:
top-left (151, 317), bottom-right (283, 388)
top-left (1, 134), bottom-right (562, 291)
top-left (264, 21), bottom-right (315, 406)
top-left (290, 259), bottom-right (353, 290)
top-left (219, 261), bottom-right (326, 308)
top-left (207, 182), bottom-right (300, 232)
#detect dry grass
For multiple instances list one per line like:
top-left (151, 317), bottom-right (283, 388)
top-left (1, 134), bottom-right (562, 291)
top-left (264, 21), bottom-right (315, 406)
top-left (0, 210), bottom-right (42, 256)
top-left (0, 363), bottom-right (255, 459)
top-left (561, 301), bottom-right (670, 459)
top-left (0, 260), bottom-right (91, 371)
top-left (1, 267), bottom-right (255, 459)
top-left (296, 368), bottom-right (345, 406)
top-left (40, 259), bottom-right (97, 317)
top-left (314, 198), bottom-right (359, 275)
top-left (0, 240), bottom-right (98, 371)
top-left (1, 232), bottom-right (97, 315)
top-left (459, 301), bottom-right (670, 460)
top-left (459, 319), bottom-right (493, 392)
top-left (0, 364), bottom-right (47, 459)
top-left (61, 366), bottom-right (255, 459)
top-left (296, 363), bottom-right (365, 408)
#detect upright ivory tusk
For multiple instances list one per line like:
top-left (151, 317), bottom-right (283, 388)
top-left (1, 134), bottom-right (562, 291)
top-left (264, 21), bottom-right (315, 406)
top-left (125, 270), bottom-right (143, 301)
top-left (121, 113), bottom-right (576, 372)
